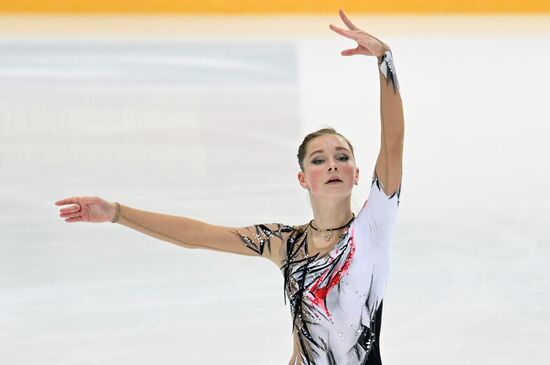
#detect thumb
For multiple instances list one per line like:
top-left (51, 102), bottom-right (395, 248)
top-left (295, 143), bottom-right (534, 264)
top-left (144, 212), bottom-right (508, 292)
top-left (341, 46), bottom-right (360, 56)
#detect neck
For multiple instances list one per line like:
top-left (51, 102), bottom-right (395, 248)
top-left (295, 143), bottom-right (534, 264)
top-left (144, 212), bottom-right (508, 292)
top-left (309, 193), bottom-right (353, 230)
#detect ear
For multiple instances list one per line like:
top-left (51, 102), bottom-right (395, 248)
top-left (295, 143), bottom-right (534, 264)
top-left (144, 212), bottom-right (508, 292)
top-left (297, 171), bottom-right (309, 190)
top-left (354, 167), bottom-right (360, 185)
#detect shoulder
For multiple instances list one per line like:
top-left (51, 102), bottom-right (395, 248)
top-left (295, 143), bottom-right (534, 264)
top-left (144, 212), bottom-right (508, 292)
top-left (291, 223), bottom-right (308, 232)
top-left (262, 222), bottom-right (307, 267)
top-left (265, 223), bottom-right (308, 245)
top-left (262, 222), bottom-right (307, 236)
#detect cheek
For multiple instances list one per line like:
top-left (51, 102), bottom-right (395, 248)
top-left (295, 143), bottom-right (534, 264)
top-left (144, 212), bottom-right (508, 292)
top-left (344, 165), bottom-right (356, 177)
top-left (343, 165), bottom-right (357, 184)
top-left (307, 168), bottom-right (324, 191)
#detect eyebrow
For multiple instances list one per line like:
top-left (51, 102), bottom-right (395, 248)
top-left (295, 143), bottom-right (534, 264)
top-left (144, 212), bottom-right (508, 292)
top-left (309, 147), bottom-right (350, 158)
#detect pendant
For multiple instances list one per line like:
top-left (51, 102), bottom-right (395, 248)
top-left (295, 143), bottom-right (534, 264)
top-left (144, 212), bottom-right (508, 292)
top-left (323, 230), bottom-right (333, 241)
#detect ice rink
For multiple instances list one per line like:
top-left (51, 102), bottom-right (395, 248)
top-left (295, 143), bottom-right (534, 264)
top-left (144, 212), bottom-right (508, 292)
top-left (1, 14), bottom-right (549, 364)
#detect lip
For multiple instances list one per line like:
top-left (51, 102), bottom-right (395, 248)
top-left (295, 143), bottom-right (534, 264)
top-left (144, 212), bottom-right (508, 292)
top-left (325, 177), bottom-right (343, 184)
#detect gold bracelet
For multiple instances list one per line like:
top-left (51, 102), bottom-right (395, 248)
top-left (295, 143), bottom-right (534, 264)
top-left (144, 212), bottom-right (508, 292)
top-left (110, 202), bottom-right (121, 223)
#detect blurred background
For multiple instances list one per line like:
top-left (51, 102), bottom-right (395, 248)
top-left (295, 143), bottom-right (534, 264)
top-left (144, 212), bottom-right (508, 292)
top-left (1, 1), bottom-right (549, 364)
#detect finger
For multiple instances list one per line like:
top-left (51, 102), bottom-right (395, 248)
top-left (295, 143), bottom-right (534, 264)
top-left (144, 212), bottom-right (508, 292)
top-left (338, 9), bottom-right (358, 30)
top-left (341, 47), bottom-right (360, 56)
top-left (60, 211), bottom-right (81, 219)
top-left (329, 24), bottom-right (360, 41)
top-left (65, 216), bottom-right (83, 223)
top-left (60, 204), bottom-right (81, 214)
top-left (337, 8), bottom-right (380, 43)
top-left (55, 197), bottom-right (79, 206)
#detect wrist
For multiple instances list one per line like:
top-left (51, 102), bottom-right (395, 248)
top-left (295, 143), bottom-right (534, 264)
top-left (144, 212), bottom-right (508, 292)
top-left (377, 45), bottom-right (391, 64)
top-left (377, 49), bottom-right (400, 93)
top-left (110, 202), bottom-right (121, 223)
top-left (376, 47), bottom-right (391, 65)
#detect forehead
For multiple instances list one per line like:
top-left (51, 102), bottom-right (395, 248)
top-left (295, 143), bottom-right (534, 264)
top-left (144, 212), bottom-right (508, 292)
top-left (307, 134), bottom-right (350, 154)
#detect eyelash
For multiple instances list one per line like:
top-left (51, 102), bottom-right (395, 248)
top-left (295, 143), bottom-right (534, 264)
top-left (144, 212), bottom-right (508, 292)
top-left (311, 155), bottom-right (349, 164)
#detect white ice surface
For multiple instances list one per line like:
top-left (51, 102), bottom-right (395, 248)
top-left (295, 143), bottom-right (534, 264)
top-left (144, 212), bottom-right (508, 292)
top-left (0, 15), bottom-right (549, 365)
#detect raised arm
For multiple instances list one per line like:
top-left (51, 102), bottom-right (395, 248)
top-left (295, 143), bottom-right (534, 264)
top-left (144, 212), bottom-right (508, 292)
top-left (330, 9), bottom-right (404, 196)
top-left (373, 47), bottom-right (404, 196)
top-left (54, 197), bottom-right (291, 266)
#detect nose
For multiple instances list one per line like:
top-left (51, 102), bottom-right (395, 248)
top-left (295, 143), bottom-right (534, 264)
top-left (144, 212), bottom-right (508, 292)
top-left (328, 164), bottom-right (338, 172)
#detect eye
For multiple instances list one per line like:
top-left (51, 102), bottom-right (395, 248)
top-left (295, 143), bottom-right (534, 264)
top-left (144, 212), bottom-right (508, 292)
top-left (338, 155), bottom-right (350, 161)
top-left (311, 159), bottom-right (324, 164)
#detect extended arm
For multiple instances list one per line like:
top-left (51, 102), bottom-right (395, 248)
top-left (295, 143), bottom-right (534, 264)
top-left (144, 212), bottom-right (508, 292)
top-left (55, 196), bottom-right (290, 266)
top-left (113, 204), bottom-right (289, 265)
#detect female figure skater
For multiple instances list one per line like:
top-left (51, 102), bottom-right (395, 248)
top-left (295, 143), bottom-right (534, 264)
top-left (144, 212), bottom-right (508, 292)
top-left (55, 9), bottom-right (404, 365)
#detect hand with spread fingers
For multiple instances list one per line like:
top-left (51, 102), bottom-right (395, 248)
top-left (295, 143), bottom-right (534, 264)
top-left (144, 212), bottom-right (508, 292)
top-left (329, 9), bottom-right (390, 58)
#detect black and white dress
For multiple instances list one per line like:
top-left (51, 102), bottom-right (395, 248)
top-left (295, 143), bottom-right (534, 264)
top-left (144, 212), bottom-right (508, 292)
top-left (239, 174), bottom-right (401, 364)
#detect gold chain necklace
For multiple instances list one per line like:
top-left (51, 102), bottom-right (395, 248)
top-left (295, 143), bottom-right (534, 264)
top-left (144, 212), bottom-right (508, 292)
top-left (308, 213), bottom-right (355, 241)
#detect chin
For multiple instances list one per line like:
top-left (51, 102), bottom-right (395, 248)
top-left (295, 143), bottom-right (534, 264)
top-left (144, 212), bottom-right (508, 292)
top-left (318, 185), bottom-right (354, 196)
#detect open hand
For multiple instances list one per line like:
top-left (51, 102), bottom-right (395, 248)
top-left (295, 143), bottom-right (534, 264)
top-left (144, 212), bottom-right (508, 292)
top-left (55, 196), bottom-right (116, 223)
top-left (329, 9), bottom-right (390, 58)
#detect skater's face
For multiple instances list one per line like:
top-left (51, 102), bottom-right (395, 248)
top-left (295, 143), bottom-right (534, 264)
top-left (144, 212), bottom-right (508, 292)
top-left (298, 134), bottom-right (359, 197)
